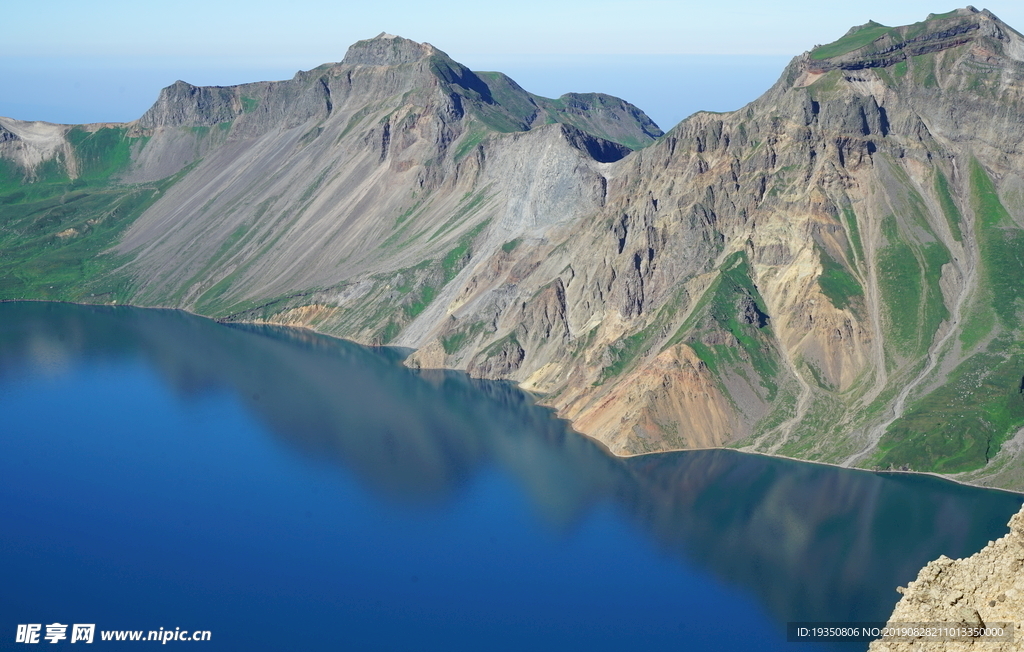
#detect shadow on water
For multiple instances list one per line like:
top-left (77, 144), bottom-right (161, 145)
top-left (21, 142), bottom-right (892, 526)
top-left (2, 301), bottom-right (1022, 631)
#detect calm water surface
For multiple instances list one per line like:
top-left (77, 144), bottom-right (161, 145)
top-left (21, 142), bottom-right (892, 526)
top-left (1, 302), bottom-right (1021, 651)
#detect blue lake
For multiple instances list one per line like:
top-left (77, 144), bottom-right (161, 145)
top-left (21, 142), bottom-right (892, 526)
top-left (1, 301), bottom-right (1021, 651)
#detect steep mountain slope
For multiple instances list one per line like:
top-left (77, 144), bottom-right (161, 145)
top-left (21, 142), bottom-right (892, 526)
top-left (403, 7), bottom-right (1024, 486)
top-left (0, 33), bottom-right (660, 313)
top-left (4, 10), bottom-right (1024, 489)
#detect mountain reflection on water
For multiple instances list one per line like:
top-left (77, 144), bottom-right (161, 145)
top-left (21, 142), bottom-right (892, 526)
top-left (2, 301), bottom-right (1021, 633)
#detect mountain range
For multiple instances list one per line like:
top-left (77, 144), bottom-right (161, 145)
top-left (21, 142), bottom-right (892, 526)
top-left (3, 8), bottom-right (1024, 490)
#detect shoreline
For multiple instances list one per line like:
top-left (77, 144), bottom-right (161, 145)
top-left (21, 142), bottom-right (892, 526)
top-left (6, 297), bottom-right (1024, 497)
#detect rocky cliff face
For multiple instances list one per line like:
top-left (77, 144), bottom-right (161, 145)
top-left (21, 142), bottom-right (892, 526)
top-left (4, 9), bottom-right (1024, 488)
top-left (869, 504), bottom-right (1024, 652)
top-left (399, 8), bottom-right (1024, 484)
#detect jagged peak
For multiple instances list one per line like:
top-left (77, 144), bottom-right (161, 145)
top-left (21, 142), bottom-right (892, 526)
top-left (342, 33), bottom-right (440, 66)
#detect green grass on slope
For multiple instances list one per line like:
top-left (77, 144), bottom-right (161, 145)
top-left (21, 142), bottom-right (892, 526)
top-left (0, 144), bottom-right (188, 303)
top-left (501, 238), bottom-right (522, 253)
top-left (64, 127), bottom-right (135, 182)
top-left (876, 214), bottom-right (949, 357)
top-left (934, 169), bottom-right (964, 242)
top-left (817, 246), bottom-right (862, 311)
top-left (660, 252), bottom-right (779, 399)
top-left (910, 53), bottom-right (939, 88)
top-left (841, 205), bottom-right (866, 263)
top-left (971, 159), bottom-right (1024, 330)
top-left (452, 123), bottom-right (490, 162)
top-left (466, 70), bottom-right (658, 150)
top-left (872, 162), bottom-right (1024, 474)
top-left (872, 343), bottom-right (1024, 473)
top-left (707, 259), bottom-right (779, 398)
top-left (810, 22), bottom-right (894, 60)
top-left (596, 287), bottom-right (690, 384)
top-left (442, 320), bottom-right (486, 355)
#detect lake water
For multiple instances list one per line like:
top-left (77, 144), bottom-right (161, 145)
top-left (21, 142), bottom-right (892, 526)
top-left (1, 301), bottom-right (1021, 651)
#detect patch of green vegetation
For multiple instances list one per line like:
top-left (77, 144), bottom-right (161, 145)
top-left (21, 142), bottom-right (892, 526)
top-left (601, 326), bottom-right (654, 381)
top-left (779, 394), bottom-right (851, 459)
top-left (476, 331), bottom-right (521, 366)
top-left (817, 246), bottom-right (863, 310)
top-left (687, 340), bottom-right (719, 374)
top-left (803, 359), bottom-right (834, 390)
top-left (379, 200), bottom-right (433, 251)
top-left (911, 53), bottom-right (939, 88)
top-left (876, 214), bottom-right (949, 356)
top-left (394, 201), bottom-right (421, 227)
top-left (598, 288), bottom-right (689, 383)
top-left (65, 127), bottom-right (133, 181)
top-left (963, 66), bottom-right (995, 95)
top-left (970, 159), bottom-right (1024, 330)
top-left (707, 253), bottom-right (779, 397)
top-left (169, 222), bottom-right (254, 305)
top-left (297, 126), bottom-right (323, 147)
top-left (429, 188), bottom-right (491, 241)
top-left (971, 157), bottom-right (1012, 224)
top-left (879, 230), bottom-right (919, 354)
top-left (379, 320), bottom-right (402, 344)
top-left (388, 258), bottom-right (434, 296)
top-left (452, 125), bottom-right (489, 161)
top-left (873, 66), bottom-right (896, 89)
top-left (193, 210), bottom-right (298, 314)
top-left (467, 70), bottom-right (657, 150)
top-left (299, 168), bottom-right (330, 203)
top-left (960, 305), bottom-right (996, 352)
top-left (339, 105), bottom-right (375, 140)
top-left (934, 169), bottom-right (964, 241)
top-left (872, 342), bottom-right (1024, 472)
top-left (893, 60), bottom-right (908, 79)
top-left (664, 252), bottom-right (779, 398)
top-left (904, 182), bottom-right (934, 230)
top-left (442, 332), bottom-right (466, 355)
top-left (403, 284), bottom-right (437, 318)
top-left (0, 155), bottom-right (192, 303)
top-left (921, 240), bottom-right (951, 334)
top-left (442, 320), bottom-right (486, 354)
top-left (240, 96), bottom-right (258, 113)
top-left (193, 272), bottom-right (241, 314)
top-left (571, 324), bottom-right (599, 360)
top-left (441, 242), bottom-right (470, 281)
top-left (438, 218), bottom-right (491, 284)
top-left (751, 388), bottom-right (799, 439)
top-left (810, 22), bottom-right (894, 60)
top-left (806, 70), bottom-right (844, 98)
top-left (0, 158), bottom-right (64, 196)
top-left (190, 125), bottom-right (211, 138)
top-left (501, 238), bottom-right (522, 254)
top-left (665, 276), bottom-right (722, 350)
top-left (841, 205), bottom-right (865, 263)
top-left (433, 66), bottom-right (528, 135)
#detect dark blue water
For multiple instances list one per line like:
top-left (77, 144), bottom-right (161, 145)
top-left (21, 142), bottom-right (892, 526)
top-left (1, 302), bottom-right (1021, 651)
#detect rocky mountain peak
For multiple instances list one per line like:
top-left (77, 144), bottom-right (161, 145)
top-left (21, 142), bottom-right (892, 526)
top-left (341, 33), bottom-right (439, 66)
top-left (804, 6), bottom-right (1024, 73)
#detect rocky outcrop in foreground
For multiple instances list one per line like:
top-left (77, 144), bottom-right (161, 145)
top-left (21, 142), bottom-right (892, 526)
top-left (870, 504), bottom-right (1024, 652)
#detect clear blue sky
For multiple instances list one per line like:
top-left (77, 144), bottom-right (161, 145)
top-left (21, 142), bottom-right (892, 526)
top-left (3, 1), bottom-right (1023, 129)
